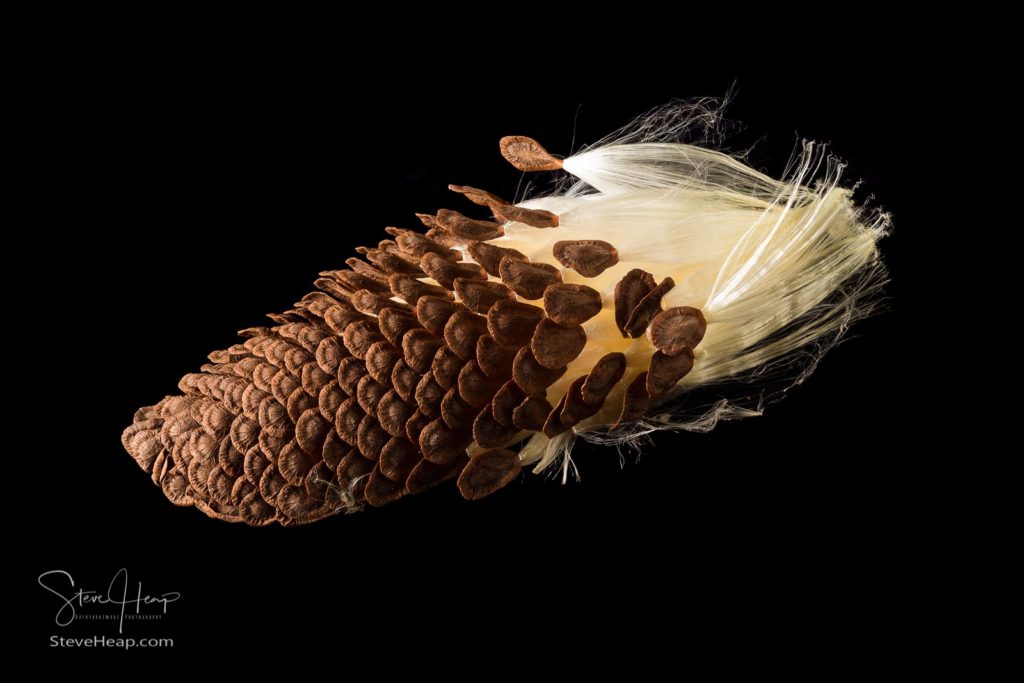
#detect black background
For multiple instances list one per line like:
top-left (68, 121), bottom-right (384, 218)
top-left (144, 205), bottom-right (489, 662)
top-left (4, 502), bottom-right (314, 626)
top-left (28, 62), bottom-right (910, 660)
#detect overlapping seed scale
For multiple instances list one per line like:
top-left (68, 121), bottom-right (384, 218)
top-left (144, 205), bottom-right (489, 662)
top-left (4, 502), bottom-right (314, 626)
top-left (122, 136), bottom-right (708, 525)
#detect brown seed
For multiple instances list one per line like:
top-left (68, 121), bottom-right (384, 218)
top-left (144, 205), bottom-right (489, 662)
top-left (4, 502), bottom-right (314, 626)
top-left (420, 252), bottom-right (488, 290)
top-left (512, 395), bottom-right (554, 432)
top-left (491, 381), bottom-right (528, 426)
top-left (499, 136), bottom-right (563, 172)
top-left (379, 437), bottom-right (419, 482)
top-left (377, 307), bottom-right (420, 347)
top-left (356, 414), bottom-right (389, 460)
top-left (435, 209), bottom-right (505, 241)
top-left (416, 296), bottom-right (463, 337)
top-left (324, 306), bottom-right (365, 335)
top-left (454, 278), bottom-right (515, 314)
top-left (531, 319), bottom-right (587, 369)
top-left (491, 204), bottom-right (560, 229)
top-left (297, 326), bottom-right (329, 354)
top-left (277, 485), bottom-right (330, 523)
top-left (486, 299), bottom-right (545, 349)
top-left (457, 448), bottom-right (522, 500)
top-left (321, 431), bottom-right (347, 470)
top-left (414, 372), bottom-right (444, 418)
top-left (391, 360), bottom-right (419, 403)
top-left (426, 228), bottom-right (462, 249)
top-left (404, 410), bottom-right (432, 446)
top-left (356, 374), bottom-right (387, 415)
top-left (441, 387), bottom-right (478, 429)
top-left (332, 270), bottom-right (392, 295)
top-left (389, 274), bottom-right (451, 305)
top-left (448, 184), bottom-right (510, 207)
top-left (405, 454), bottom-right (468, 495)
top-left (364, 466), bottom-right (406, 507)
top-left (458, 361), bottom-right (500, 409)
top-left (336, 449), bottom-right (373, 487)
top-left (278, 441), bottom-right (314, 486)
top-left (301, 363), bottom-right (331, 396)
top-left (543, 392), bottom-right (571, 437)
top-left (347, 255), bottom-right (392, 280)
top-left (512, 347), bottom-right (567, 394)
top-left (581, 352), bottom-right (627, 406)
top-left (443, 307), bottom-right (489, 360)
top-left (334, 397), bottom-right (363, 445)
top-left (337, 357), bottom-right (367, 395)
top-left (614, 269), bottom-right (657, 336)
top-left (649, 306), bottom-right (707, 356)
top-left (473, 407), bottom-right (522, 448)
top-left (299, 291), bottom-right (345, 312)
top-left (363, 248), bottom-right (424, 276)
top-left (395, 229), bottom-right (460, 260)
top-left (624, 277), bottom-right (676, 338)
top-left (615, 372), bottom-right (650, 427)
top-left (467, 241), bottom-right (528, 277)
top-left (314, 277), bottom-right (354, 301)
top-left (560, 376), bottom-right (601, 428)
top-left (499, 257), bottom-right (562, 300)
top-left (419, 418), bottom-right (472, 464)
top-left (542, 283), bottom-right (603, 327)
top-left (352, 289), bottom-right (403, 319)
top-left (552, 240), bottom-right (619, 278)
top-left (646, 348), bottom-right (695, 398)
top-left (342, 320), bottom-right (384, 360)
top-left (270, 370), bottom-right (299, 406)
top-left (317, 381), bottom-right (345, 423)
top-left (476, 334), bottom-right (517, 380)
top-left (431, 346), bottom-right (464, 391)
top-left (402, 328), bottom-right (444, 374)
top-left (377, 390), bottom-right (416, 438)
top-left (296, 409), bottom-right (329, 457)
top-left (365, 341), bottom-right (403, 384)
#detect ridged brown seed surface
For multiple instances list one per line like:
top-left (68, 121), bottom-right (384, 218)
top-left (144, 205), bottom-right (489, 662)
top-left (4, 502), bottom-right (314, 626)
top-left (416, 296), bottom-right (462, 337)
top-left (499, 136), bottom-right (563, 172)
top-left (649, 306), bottom-right (707, 356)
top-left (491, 381), bottom-right (528, 426)
top-left (624, 277), bottom-right (675, 338)
top-left (646, 349), bottom-right (695, 398)
top-left (542, 283), bottom-right (602, 326)
top-left (581, 353), bottom-right (627, 406)
top-left (552, 240), bottom-right (619, 278)
top-left (530, 319), bottom-right (586, 369)
top-left (458, 449), bottom-right (523, 499)
top-left (122, 140), bottom-right (674, 527)
top-left (513, 348), bottom-right (567, 395)
top-left (512, 395), bottom-right (553, 432)
top-left (420, 252), bottom-right (488, 290)
top-left (476, 335), bottom-right (516, 380)
top-left (453, 279), bottom-right (515, 314)
top-left (467, 241), bottom-right (528, 277)
top-left (491, 204), bottom-right (560, 229)
top-left (614, 269), bottom-right (656, 336)
top-left (487, 300), bottom-right (544, 349)
top-left (435, 210), bottom-right (505, 241)
top-left (499, 258), bottom-right (562, 300)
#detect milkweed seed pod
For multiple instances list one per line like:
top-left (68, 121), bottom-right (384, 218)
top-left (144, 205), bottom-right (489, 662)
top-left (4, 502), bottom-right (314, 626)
top-left (122, 106), bottom-right (888, 525)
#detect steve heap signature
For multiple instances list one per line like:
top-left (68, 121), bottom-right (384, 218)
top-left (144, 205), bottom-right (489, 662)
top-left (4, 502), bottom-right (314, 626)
top-left (38, 568), bottom-right (180, 633)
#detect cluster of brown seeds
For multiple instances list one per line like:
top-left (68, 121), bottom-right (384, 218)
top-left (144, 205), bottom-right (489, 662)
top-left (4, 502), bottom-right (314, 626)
top-left (121, 136), bottom-right (707, 525)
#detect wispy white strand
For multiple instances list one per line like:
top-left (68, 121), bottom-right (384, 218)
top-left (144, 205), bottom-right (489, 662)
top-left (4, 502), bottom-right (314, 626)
top-left (483, 102), bottom-right (889, 475)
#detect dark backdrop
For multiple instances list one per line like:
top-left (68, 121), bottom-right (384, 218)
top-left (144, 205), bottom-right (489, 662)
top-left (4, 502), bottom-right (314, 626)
top-left (28, 66), bottom-right (908, 660)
